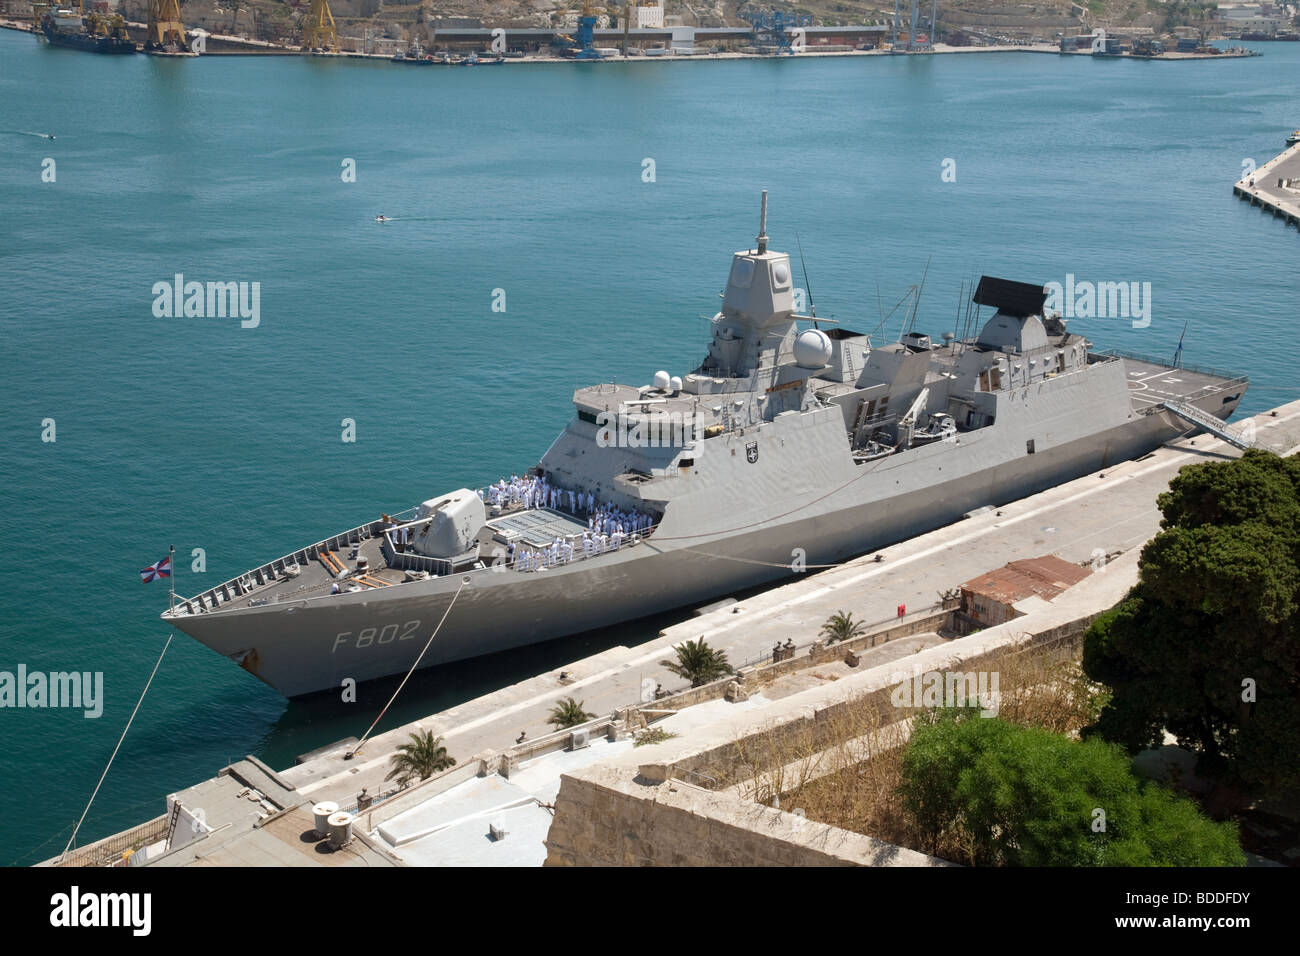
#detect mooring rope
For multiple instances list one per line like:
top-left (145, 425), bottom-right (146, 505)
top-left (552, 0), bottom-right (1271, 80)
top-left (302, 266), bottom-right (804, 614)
top-left (347, 576), bottom-right (470, 758)
top-left (60, 634), bottom-right (172, 863)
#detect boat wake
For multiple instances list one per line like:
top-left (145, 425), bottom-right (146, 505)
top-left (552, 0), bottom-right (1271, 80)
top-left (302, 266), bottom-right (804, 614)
top-left (3, 130), bottom-right (56, 139)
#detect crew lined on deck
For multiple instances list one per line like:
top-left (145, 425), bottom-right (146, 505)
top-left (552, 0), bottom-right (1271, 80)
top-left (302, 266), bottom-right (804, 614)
top-left (479, 474), bottom-right (658, 572)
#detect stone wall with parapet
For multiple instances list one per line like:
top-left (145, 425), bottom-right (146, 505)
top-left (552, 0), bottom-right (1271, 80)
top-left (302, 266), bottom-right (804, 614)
top-left (543, 550), bottom-right (1139, 866)
top-left (543, 763), bottom-right (947, 867)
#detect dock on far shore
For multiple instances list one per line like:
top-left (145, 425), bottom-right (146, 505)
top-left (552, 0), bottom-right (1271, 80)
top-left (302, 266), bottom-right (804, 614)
top-left (1235, 141), bottom-right (1300, 232)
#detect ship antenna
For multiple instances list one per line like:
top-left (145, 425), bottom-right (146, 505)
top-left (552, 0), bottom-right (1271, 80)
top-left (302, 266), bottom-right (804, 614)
top-left (757, 189), bottom-right (768, 255)
top-left (903, 256), bottom-right (932, 339)
top-left (796, 229), bottom-right (816, 326)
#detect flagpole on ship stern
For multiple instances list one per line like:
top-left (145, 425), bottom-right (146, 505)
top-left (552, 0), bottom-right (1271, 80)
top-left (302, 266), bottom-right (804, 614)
top-left (168, 544), bottom-right (175, 615)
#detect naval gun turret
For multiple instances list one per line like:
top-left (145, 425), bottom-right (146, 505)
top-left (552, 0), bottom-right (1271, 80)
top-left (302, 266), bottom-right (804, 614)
top-left (410, 489), bottom-right (485, 568)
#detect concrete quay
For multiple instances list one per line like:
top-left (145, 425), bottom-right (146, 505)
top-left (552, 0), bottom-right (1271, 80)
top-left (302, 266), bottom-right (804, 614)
top-left (1235, 142), bottom-right (1300, 232)
top-left (51, 398), bottom-right (1300, 866)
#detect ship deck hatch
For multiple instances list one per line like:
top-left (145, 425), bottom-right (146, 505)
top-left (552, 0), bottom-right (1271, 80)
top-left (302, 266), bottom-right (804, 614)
top-left (488, 508), bottom-right (591, 549)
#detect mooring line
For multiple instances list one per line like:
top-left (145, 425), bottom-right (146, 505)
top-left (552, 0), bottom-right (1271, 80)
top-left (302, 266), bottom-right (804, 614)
top-left (347, 576), bottom-right (470, 758)
top-left (60, 634), bottom-right (172, 863)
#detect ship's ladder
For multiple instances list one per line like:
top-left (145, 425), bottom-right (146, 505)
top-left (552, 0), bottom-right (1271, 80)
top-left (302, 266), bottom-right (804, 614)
top-left (163, 799), bottom-right (182, 849)
top-left (1162, 400), bottom-right (1258, 451)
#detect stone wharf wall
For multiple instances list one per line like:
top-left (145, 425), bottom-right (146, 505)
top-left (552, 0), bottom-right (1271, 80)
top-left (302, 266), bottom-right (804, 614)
top-left (544, 606), bottom-right (1104, 867)
top-left (658, 616), bottom-right (1091, 789)
top-left (543, 764), bottom-right (948, 867)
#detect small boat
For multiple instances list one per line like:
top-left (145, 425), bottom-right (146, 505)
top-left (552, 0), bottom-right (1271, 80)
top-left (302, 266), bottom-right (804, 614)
top-left (375, 215), bottom-right (390, 223)
top-left (391, 42), bottom-right (436, 64)
top-left (1287, 130), bottom-right (1300, 147)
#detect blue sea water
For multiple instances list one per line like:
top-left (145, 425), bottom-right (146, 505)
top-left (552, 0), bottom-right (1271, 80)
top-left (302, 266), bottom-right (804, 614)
top-left (1, 31), bottom-right (1297, 865)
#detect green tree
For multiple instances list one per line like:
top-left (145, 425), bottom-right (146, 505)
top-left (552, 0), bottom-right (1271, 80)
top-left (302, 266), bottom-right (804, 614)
top-left (660, 637), bottom-right (734, 687)
top-left (547, 696), bottom-right (595, 730)
top-left (1082, 450), bottom-right (1300, 797)
top-left (819, 609), bottom-right (868, 645)
top-left (899, 712), bottom-right (1244, 866)
top-left (385, 729), bottom-right (456, 787)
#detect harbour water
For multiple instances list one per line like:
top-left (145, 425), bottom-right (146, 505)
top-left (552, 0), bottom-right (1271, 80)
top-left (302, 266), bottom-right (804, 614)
top-left (1, 29), bottom-right (1297, 864)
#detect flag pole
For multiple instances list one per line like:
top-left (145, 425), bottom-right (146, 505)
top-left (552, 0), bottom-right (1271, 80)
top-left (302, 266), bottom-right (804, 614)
top-left (168, 544), bottom-right (175, 615)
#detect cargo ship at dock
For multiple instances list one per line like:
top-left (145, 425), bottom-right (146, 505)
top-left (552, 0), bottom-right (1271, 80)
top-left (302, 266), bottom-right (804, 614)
top-left (37, 6), bottom-right (137, 53)
top-left (163, 195), bottom-right (1251, 697)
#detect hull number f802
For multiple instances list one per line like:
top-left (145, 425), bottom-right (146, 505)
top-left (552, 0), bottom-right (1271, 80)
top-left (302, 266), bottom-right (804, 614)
top-left (332, 620), bottom-right (421, 653)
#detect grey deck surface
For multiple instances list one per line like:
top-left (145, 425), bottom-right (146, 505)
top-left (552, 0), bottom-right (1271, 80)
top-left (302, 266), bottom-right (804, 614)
top-left (1121, 356), bottom-right (1245, 412)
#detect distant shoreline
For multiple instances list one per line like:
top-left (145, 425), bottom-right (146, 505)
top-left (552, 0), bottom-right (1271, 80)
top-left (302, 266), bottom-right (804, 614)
top-left (0, 20), bottom-right (1261, 63)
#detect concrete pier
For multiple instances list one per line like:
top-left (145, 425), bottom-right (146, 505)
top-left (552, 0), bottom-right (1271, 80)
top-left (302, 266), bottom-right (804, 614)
top-left (1234, 141), bottom-right (1300, 232)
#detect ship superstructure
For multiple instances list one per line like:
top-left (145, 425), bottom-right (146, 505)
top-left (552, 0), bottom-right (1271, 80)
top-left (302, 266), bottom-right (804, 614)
top-left (163, 197), bottom-right (1248, 696)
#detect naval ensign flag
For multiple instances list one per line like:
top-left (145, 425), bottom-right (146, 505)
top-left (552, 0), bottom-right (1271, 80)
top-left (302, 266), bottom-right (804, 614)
top-left (140, 554), bottom-right (172, 583)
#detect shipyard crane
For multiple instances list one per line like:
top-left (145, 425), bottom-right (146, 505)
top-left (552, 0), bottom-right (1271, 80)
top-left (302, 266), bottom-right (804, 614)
top-left (145, 0), bottom-right (189, 52)
top-left (893, 0), bottom-right (937, 50)
top-left (743, 9), bottom-right (810, 54)
top-left (301, 0), bottom-right (340, 52)
top-left (571, 1), bottom-right (605, 58)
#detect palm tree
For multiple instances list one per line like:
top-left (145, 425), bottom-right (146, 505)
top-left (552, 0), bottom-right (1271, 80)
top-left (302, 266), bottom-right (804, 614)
top-left (547, 697), bottom-right (596, 730)
top-left (820, 610), bottom-right (868, 645)
top-left (385, 729), bottom-right (456, 787)
top-left (661, 637), bottom-right (734, 687)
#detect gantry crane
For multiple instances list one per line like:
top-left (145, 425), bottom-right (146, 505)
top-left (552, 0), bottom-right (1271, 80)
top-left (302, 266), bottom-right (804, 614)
top-left (146, 0), bottom-right (190, 52)
top-left (301, 0), bottom-right (339, 52)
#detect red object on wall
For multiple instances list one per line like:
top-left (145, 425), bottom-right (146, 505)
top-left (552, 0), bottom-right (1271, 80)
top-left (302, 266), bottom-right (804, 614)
top-left (897, 603), bottom-right (906, 618)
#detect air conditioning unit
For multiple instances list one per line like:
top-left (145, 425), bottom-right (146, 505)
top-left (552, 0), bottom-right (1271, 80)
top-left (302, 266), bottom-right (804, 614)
top-left (570, 729), bottom-right (590, 751)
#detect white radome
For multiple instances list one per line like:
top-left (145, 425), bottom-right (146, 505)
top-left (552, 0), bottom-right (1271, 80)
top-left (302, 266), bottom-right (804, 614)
top-left (669, 376), bottom-right (683, 392)
top-left (653, 370), bottom-right (671, 390)
top-left (793, 328), bottom-right (833, 369)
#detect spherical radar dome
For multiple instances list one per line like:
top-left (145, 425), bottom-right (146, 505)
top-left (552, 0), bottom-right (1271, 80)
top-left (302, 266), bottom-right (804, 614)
top-left (653, 370), bottom-right (671, 390)
top-left (793, 328), bottom-right (833, 369)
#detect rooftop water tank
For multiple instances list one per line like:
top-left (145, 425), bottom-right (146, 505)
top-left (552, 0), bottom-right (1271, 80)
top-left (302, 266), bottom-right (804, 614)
top-left (312, 801), bottom-right (339, 838)
top-left (327, 811), bottom-right (354, 849)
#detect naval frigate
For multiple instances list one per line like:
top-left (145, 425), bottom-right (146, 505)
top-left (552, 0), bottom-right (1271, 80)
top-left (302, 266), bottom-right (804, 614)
top-left (162, 197), bottom-right (1249, 697)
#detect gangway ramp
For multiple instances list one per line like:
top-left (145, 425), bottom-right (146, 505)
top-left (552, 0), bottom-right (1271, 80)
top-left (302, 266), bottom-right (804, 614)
top-left (1163, 400), bottom-right (1261, 452)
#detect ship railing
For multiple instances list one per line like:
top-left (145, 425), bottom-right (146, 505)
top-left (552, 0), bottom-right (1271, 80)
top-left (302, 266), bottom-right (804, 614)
top-left (1096, 348), bottom-right (1250, 388)
top-left (380, 532), bottom-right (453, 576)
top-left (172, 507), bottom-right (663, 612)
top-left (169, 506), bottom-right (419, 615)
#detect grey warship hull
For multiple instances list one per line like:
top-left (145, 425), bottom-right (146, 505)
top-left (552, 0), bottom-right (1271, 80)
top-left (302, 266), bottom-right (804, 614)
top-left (165, 353), bottom-right (1244, 697)
top-left (164, 205), bottom-right (1249, 696)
